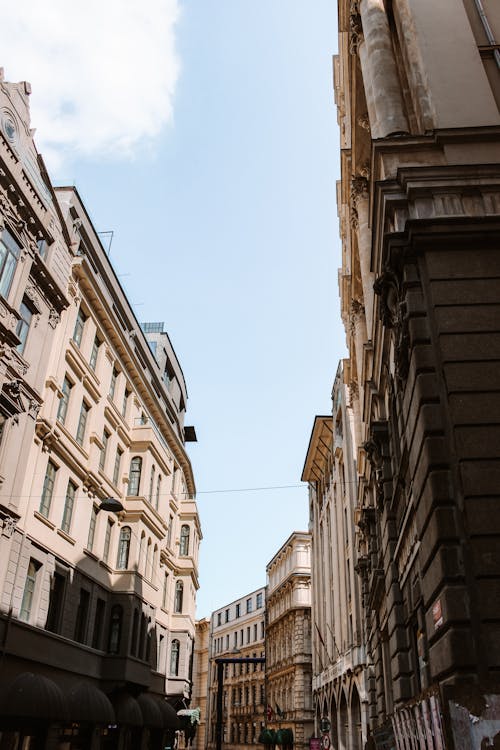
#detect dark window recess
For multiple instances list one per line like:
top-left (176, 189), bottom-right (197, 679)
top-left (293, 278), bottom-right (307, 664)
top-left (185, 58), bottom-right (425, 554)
top-left (74, 588), bottom-right (90, 644)
top-left (45, 572), bottom-right (65, 633)
top-left (92, 598), bottom-right (106, 650)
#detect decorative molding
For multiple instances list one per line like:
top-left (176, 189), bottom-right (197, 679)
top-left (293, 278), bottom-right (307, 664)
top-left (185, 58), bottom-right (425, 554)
top-left (373, 267), bottom-right (410, 384)
top-left (349, 4), bottom-right (363, 56)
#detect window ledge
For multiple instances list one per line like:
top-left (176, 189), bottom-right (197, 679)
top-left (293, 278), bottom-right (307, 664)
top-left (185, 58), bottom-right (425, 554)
top-left (57, 528), bottom-right (75, 545)
top-left (83, 548), bottom-right (99, 561)
top-left (33, 510), bottom-right (55, 530)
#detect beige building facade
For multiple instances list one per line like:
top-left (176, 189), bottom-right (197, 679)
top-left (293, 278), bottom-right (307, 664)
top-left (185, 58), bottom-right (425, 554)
top-left (206, 588), bottom-right (266, 750)
top-left (191, 618), bottom-right (210, 750)
top-left (0, 74), bottom-right (201, 750)
top-left (302, 364), bottom-right (366, 750)
top-left (334, 0), bottom-right (500, 747)
top-left (266, 532), bottom-right (313, 750)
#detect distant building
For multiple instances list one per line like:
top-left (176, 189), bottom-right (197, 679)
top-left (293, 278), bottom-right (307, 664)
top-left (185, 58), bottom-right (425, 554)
top-left (191, 618), bottom-right (210, 750)
top-left (302, 363), bottom-right (366, 750)
top-left (0, 74), bottom-right (200, 750)
top-left (206, 588), bottom-right (266, 750)
top-left (335, 0), bottom-right (500, 745)
top-left (266, 531), bottom-right (314, 750)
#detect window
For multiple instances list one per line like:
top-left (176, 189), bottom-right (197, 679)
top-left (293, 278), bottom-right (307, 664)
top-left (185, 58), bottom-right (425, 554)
top-left (139, 532), bottom-right (146, 572)
top-left (246, 597), bottom-right (252, 613)
top-left (92, 598), bottom-right (106, 649)
top-left (37, 238), bottom-right (47, 259)
top-left (46, 571), bottom-right (65, 633)
top-left (170, 639), bottom-right (180, 675)
top-left (254, 623), bottom-right (257, 641)
top-left (40, 460), bottom-right (57, 517)
top-left (0, 229), bottom-right (20, 298)
top-left (74, 588), bottom-right (90, 643)
top-left (61, 480), bottom-right (76, 534)
top-left (155, 474), bottom-right (161, 510)
top-left (89, 335), bottom-right (100, 370)
top-left (73, 307), bottom-right (86, 347)
top-left (256, 592), bottom-right (263, 609)
top-left (103, 518), bottom-right (113, 563)
top-left (225, 608), bottom-right (229, 623)
top-left (109, 367), bottom-right (118, 399)
top-left (113, 447), bottom-right (123, 486)
top-left (217, 613), bottom-right (222, 627)
top-left (122, 389), bottom-right (129, 417)
top-left (128, 456), bottom-right (142, 495)
top-left (16, 299), bottom-right (33, 354)
top-left (149, 465), bottom-right (155, 504)
top-left (99, 430), bottom-right (110, 470)
top-left (179, 525), bottom-right (190, 556)
top-left (246, 626), bottom-right (250, 644)
top-left (174, 581), bottom-right (183, 613)
top-left (87, 504), bottom-right (98, 551)
top-left (167, 515), bottom-right (174, 548)
top-left (108, 605), bottom-right (123, 654)
top-left (130, 609), bottom-right (139, 656)
top-left (162, 573), bottom-right (169, 609)
top-left (236, 603), bottom-right (241, 618)
top-left (19, 559), bottom-right (40, 622)
top-left (117, 526), bottom-right (131, 569)
top-left (57, 377), bottom-right (71, 425)
top-left (146, 538), bottom-right (152, 580)
top-left (76, 400), bottom-right (89, 445)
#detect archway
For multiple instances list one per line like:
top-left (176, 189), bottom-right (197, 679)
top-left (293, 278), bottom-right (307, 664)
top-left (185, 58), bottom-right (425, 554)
top-left (350, 685), bottom-right (362, 750)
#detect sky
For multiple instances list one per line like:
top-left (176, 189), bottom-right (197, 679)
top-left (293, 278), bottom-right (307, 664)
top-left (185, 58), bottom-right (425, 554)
top-left (1, 0), bottom-right (345, 617)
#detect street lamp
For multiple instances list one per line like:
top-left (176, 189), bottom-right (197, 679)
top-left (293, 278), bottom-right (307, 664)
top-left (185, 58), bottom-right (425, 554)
top-left (97, 497), bottom-right (124, 513)
top-left (215, 656), bottom-right (266, 750)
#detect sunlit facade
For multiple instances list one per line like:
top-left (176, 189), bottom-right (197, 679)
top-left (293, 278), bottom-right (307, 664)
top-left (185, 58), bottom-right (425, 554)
top-left (0, 74), bottom-right (200, 750)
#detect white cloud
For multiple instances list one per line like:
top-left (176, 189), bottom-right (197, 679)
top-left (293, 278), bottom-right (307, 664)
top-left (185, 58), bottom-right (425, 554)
top-left (0, 0), bottom-right (181, 169)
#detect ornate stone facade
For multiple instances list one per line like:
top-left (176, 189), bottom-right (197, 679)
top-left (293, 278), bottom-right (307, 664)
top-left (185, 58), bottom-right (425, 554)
top-left (302, 364), bottom-right (367, 750)
top-left (266, 532), bottom-right (314, 750)
top-left (334, 0), bottom-right (500, 746)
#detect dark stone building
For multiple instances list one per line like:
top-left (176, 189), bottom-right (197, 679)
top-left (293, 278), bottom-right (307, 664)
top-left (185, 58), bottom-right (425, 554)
top-left (334, 0), bottom-right (500, 747)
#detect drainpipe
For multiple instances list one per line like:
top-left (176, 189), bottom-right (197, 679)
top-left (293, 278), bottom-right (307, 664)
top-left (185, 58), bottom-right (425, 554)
top-left (474, 0), bottom-right (500, 69)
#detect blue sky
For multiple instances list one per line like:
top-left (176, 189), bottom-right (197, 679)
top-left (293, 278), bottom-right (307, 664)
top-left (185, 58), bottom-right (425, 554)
top-left (3, 1), bottom-right (344, 616)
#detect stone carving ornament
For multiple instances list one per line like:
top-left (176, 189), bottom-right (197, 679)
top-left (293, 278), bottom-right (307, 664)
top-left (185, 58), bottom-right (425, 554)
top-left (373, 267), bottom-right (410, 383)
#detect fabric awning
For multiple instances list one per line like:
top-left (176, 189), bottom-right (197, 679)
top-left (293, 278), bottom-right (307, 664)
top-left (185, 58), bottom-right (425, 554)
top-left (1, 672), bottom-right (68, 722)
top-left (68, 682), bottom-right (115, 725)
top-left (137, 694), bottom-right (163, 729)
top-left (110, 692), bottom-right (143, 727)
top-left (159, 700), bottom-right (181, 729)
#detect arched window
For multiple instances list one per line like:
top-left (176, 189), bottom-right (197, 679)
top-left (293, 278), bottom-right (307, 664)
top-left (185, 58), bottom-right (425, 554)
top-left (146, 538), bottom-right (152, 581)
top-left (153, 544), bottom-right (158, 574)
top-left (179, 525), bottom-right (190, 556)
top-left (128, 456), bottom-right (142, 496)
top-left (156, 474), bottom-right (161, 510)
top-left (139, 531), bottom-right (146, 573)
top-left (116, 526), bottom-right (131, 569)
top-left (108, 605), bottom-right (122, 654)
top-left (149, 465), bottom-right (155, 504)
top-left (174, 581), bottom-right (183, 613)
top-left (130, 608), bottom-right (139, 656)
top-left (170, 638), bottom-right (180, 675)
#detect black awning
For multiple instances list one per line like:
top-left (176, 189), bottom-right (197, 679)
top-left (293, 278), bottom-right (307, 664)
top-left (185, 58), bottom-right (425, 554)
top-left (1, 672), bottom-right (68, 722)
top-left (68, 681), bottom-right (115, 725)
top-left (158, 700), bottom-right (181, 729)
top-left (110, 692), bottom-right (143, 727)
top-left (137, 694), bottom-right (163, 729)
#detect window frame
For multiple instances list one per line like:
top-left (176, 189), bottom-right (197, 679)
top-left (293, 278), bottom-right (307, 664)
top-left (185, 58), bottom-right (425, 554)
top-left (61, 480), bottom-right (77, 534)
top-left (0, 228), bottom-right (20, 299)
top-left (40, 460), bottom-right (57, 518)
